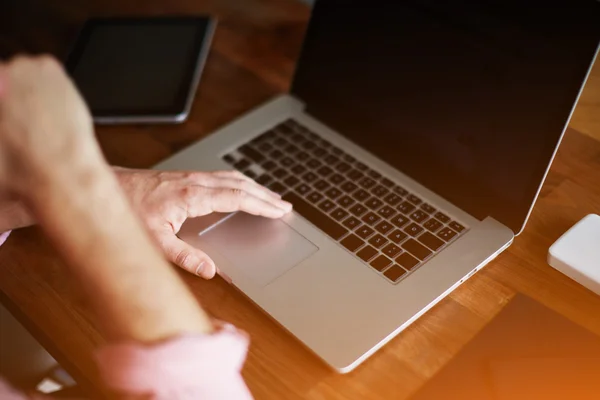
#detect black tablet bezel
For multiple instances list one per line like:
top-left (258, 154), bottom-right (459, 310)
top-left (65, 16), bottom-right (214, 119)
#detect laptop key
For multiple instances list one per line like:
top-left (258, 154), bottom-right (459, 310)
top-left (347, 169), bottom-right (363, 181)
top-left (356, 225), bottom-right (375, 239)
top-left (234, 158), bottom-right (251, 170)
top-left (418, 231), bottom-right (445, 251)
top-left (296, 183), bottom-right (311, 195)
top-left (317, 166), bottom-right (334, 177)
top-left (375, 220), bottom-right (393, 234)
top-left (302, 172), bottom-right (318, 183)
top-left (370, 255), bottom-right (392, 272)
top-left (244, 170), bottom-right (257, 179)
top-left (384, 265), bottom-right (407, 282)
top-left (449, 221), bottom-right (465, 232)
top-left (371, 185), bottom-right (389, 197)
top-left (384, 193), bottom-right (402, 206)
top-left (435, 212), bottom-right (450, 224)
top-left (382, 243), bottom-right (402, 258)
top-left (396, 252), bottom-right (420, 270)
top-left (343, 154), bottom-right (356, 163)
top-left (284, 144), bottom-right (299, 154)
top-left (331, 208), bottom-right (349, 221)
top-left (258, 142), bottom-right (274, 152)
top-left (404, 223), bottom-right (424, 237)
top-left (353, 189), bottom-right (370, 202)
top-left (368, 170), bottom-right (382, 180)
top-left (437, 227), bottom-right (458, 242)
top-left (378, 205), bottom-right (396, 219)
top-left (402, 239), bottom-right (432, 261)
top-left (393, 186), bottom-right (409, 196)
top-left (424, 218), bottom-right (443, 232)
top-left (365, 197), bottom-right (384, 210)
top-left (325, 187), bottom-right (342, 199)
top-left (357, 246), bottom-right (378, 262)
top-left (359, 177), bottom-right (377, 189)
top-left (319, 199), bottom-right (336, 213)
top-left (330, 146), bottom-right (343, 156)
top-left (273, 168), bottom-right (288, 179)
top-left (329, 173), bottom-right (345, 185)
top-left (407, 194), bottom-right (422, 205)
top-left (388, 229), bottom-right (408, 244)
top-left (262, 160), bottom-right (277, 171)
top-left (381, 178), bottom-right (394, 188)
top-left (312, 147), bottom-right (327, 158)
top-left (280, 157), bottom-right (295, 167)
top-left (398, 201), bottom-right (416, 214)
top-left (350, 204), bottom-right (368, 217)
top-left (302, 141), bottom-right (316, 150)
top-left (295, 151), bottom-right (310, 161)
top-left (341, 234), bottom-right (365, 252)
top-left (314, 179), bottom-right (330, 191)
top-left (291, 164), bottom-right (307, 175)
top-left (342, 216), bottom-right (361, 229)
top-left (368, 234), bottom-right (388, 249)
top-left (421, 203), bottom-right (436, 214)
top-left (336, 162), bottom-right (352, 173)
top-left (355, 161), bottom-right (368, 171)
top-left (362, 212), bottom-right (381, 226)
top-left (256, 174), bottom-right (273, 186)
top-left (390, 214), bottom-right (409, 228)
top-left (269, 181), bottom-right (287, 195)
top-left (307, 192), bottom-right (324, 204)
top-left (341, 182), bottom-right (358, 193)
top-left (270, 149), bottom-right (284, 160)
top-left (337, 195), bottom-right (355, 208)
top-left (284, 176), bottom-right (300, 188)
top-left (283, 192), bottom-right (348, 240)
top-left (307, 158), bottom-right (322, 169)
top-left (238, 145), bottom-right (266, 163)
top-left (223, 153), bottom-right (236, 164)
top-left (410, 210), bottom-right (429, 223)
top-left (324, 155), bottom-right (340, 164)
top-left (274, 137), bottom-right (287, 147)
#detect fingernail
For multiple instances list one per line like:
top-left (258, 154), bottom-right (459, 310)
top-left (195, 261), bottom-right (206, 277)
top-left (281, 201), bottom-right (293, 212)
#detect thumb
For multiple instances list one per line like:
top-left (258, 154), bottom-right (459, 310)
top-left (156, 232), bottom-right (217, 279)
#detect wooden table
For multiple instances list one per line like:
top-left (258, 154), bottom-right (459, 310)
top-left (2, 1), bottom-right (600, 399)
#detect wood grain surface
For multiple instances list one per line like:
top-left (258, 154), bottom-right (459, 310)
top-left (1, 1), bottom-right (600, 399)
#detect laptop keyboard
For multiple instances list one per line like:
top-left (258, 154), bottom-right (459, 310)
top-left (222, 119), bottom-right (468, 284)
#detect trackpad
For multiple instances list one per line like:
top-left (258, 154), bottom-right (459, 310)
top-left (200, 213), bottom-right (318, 287)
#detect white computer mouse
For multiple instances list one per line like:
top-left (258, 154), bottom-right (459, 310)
top-left (548, 214), bottom-right (600, 295)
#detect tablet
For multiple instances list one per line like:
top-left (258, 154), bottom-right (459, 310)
top-left (65, 16), bottom-right (216, 124)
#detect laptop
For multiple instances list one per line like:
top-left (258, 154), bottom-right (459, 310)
top-left (155, 0), bottom-right (600, 372)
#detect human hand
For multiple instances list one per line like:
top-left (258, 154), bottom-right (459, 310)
top-left (0, 55), bottom-right (104, 196)
top-left (115, 167), bottom-right (292, 279)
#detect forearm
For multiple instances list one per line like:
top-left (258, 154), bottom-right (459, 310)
top-left (24, 163), bottom-right (213, 343)
top-left (0, 167), bottom-right (131, 233)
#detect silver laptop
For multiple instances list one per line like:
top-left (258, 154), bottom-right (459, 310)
top-left (155, 1), bottom-right (600, 372)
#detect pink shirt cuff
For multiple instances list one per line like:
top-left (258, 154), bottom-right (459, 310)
top-left (95, 323), bottom-right (254, 399)
top-left (0, 231), bottom-right (10, 246)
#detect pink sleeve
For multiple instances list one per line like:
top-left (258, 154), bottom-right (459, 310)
top-left (0, 231), bottom-right (10, 246)
top-left (95, 323), bottom-right (254, 400)
top-left (0, 379), bottom-right (46, 400)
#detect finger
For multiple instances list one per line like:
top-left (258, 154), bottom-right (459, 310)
top-left (210, 170), bottom-right (281, 199)
top-left (189, 187), bottom-right (291, 218)
top-left (200, 176), bottom-right (291, 210)
top-left (156, 232), bottom-right (217, 279)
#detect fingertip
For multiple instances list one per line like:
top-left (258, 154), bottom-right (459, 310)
top-left (197, 259), bottom-right (217, 279)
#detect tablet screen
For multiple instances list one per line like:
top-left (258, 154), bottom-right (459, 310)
top-left (66, 17), bottom-right (213, 118)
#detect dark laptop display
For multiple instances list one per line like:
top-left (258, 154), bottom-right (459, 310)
top-left (292, 0), bottom-right (600, 233)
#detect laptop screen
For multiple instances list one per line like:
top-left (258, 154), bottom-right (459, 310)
top-left (292, 0), bottom-right (600, 233)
